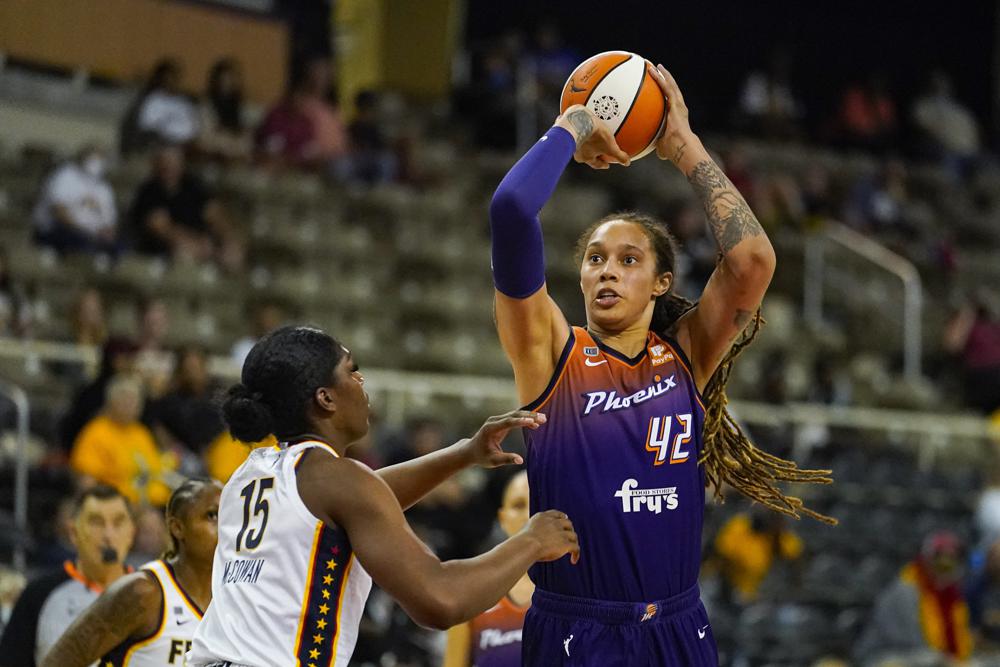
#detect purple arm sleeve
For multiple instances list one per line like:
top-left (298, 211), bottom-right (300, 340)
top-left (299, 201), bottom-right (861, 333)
top-left (489, 126), bottom-right (576, 298)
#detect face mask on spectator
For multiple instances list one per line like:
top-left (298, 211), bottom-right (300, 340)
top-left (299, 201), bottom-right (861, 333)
top-left (83, 155), bottom-right (107, 178)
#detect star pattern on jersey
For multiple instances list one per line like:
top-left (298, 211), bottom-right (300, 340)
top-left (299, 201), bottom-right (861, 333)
top-left (297, 525), bottom-right (350, 667)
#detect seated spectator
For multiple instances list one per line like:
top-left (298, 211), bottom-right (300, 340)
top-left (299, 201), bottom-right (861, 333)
top-left (128, 144), bottom-right (244, 270)
top-left (134, 296), bottom-right (173, 398)
top-left (0, 485), bottom-right (134, 665)
top-left (855, 531), bottom-right (972, 664)
top-left (31, 145), bottom-right (118, 257)
top-left (333, 90), bottom-right (397, 185)
top-left (844, 159), bottom-right (916, 239)
top-left (912, 70), bottom-right (980, 176)
top-left (737, 49), bottom-right (802, 139)
top-left (0, 248), bottom-right (31, 338)
top-left (713, 508), bottom-right (803, 603)
top-left (230, 299), bottom-right (286, 366)
top-left (69, 287), bottom-right (107, 347)
top-left (256, 56), bottom-right (347, 170)
top-left (943, 290), bottom-right (1000, 414)
top-left (151, 345), bottom-right (224, 454)
top-left (838, 72), bottom-right (898, 151)
top-left (198, 58), bottom-right (252, 162)
top-left (70, 374), bottom-right (175, 507)
top-left (59, 338), bottom-right (138, 451)
top-left (120, 59), bottom-right (200, 155)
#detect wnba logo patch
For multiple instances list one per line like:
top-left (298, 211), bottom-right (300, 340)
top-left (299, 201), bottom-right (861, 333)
top-left (640, 603), bottom-right (658, 622)
top-left (584, 346), bottom-right (599, 357)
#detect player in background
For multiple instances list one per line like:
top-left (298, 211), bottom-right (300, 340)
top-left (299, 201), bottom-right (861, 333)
top-left (40, 478), bottom-right (221, 667)
top-left (188, 326), bottom-right (578, 667)
top-left (444, 471), bottom-right (532, 667)
top-left (489, 64), bottom-right (832, 665)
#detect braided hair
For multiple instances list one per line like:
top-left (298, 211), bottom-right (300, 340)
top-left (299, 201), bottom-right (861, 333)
top-left (576, 212), bottom-right (835, 523)
top-left (221, 326), bottom-right (346, 442)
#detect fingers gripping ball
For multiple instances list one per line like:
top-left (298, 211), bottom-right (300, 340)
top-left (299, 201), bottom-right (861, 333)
top-left (560, 51), bottom-right (667, 160)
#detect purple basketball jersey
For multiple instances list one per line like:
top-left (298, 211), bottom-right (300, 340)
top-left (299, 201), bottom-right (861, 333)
top-left (525, 327), bottom-right (707, 602)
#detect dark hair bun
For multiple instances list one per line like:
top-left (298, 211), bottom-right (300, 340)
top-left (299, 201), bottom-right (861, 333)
top-left (221, 383), bottom-right (275, 443)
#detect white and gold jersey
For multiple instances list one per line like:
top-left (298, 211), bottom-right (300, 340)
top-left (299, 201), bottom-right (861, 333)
top-left (101, 559), bottom-right (203, 666)
top-left (189, 441), bottom-right (372, 667)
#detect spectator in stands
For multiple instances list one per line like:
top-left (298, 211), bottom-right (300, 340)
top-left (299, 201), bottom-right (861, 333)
top-left (128, 144), bottom-right (244, 271)
top-left (255, 56), bottom-right (347, 170)
top-left (855, 530), bottom-right (972, 664)
top-left (31, 145), bottom-right (118, 257)
top-left (120, 59), bottom-right (200, 156)
top-left (966, 538), bottom-right (1000, 652)
top-left (668, 201), bottom-right (715, 298)
top-left (133, 296), bottom-right (173, 398)
top-left (198, 58), bottom-right (252, 162)
top-left (230, 299), bottom-right (286, 366)
top-left (68, 287), bottom-right (107, 347)
top-left (0, 566), bottom-right (26, 636)
top-left (453, 35), bottom-right (519, 150)
top-left (59, 337), bottom-right (138, 451)
top-left (912, 70), bottom-right (980, 177)
top-left (151, 345), bottom-right (223, 454)
top-left (0, 485), bottom-right (134, 667)
top-left (334, 90), bottom-right (397, 185)
top-left (69, 374), bottom-right (175, 507)
top-left (838, 72), bottom-right (898, 151)
top-left (844, 158), bottom-right (917, 241)
top-left (0, 248), bottom-right (30, 338)
top-left (737, 49), bottom-right (802, 139)
top-left (808, 356), bottom-right (852, 405)
top-left (712, 508), bottom-right (803, 603)
top-left (943, 290), bottom-right (1000, 414)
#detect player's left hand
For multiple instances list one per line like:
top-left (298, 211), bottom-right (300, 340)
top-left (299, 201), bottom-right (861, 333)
top-left (647, 63), bottom-right (698, 167)
top-left (460, 410), bottom-right (546, 468)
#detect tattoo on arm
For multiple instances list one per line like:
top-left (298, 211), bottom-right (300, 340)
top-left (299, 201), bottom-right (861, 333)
top-left (670, 142), bottom-right (687, 165)
top-left (566, 109), bottom-right (594, 147)
top-left (40, 574), bottom-right (161, 667)
top-left (687, 160), bottom-right (764, 253)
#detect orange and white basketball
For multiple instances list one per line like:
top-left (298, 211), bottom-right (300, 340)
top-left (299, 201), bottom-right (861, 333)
top-left (560, 51), bottom-right (667, 160)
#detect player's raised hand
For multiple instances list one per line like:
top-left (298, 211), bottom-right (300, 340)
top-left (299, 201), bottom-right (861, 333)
top-left (555, 104), bottom-right (631, 170)
top-left (522, 510), bottom-right (580, 564)
top-left (647, 63), bottom-right (697, 167)
top-left (460, 410), bottom-right (546, 468)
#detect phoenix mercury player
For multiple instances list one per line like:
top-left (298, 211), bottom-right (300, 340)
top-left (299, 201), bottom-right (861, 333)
top-left (489, 64), bottom-right (832, 665)
top-left (444, 471), bottom-right (533, 667)
top-left (187, 326), bottom-right (579, 667)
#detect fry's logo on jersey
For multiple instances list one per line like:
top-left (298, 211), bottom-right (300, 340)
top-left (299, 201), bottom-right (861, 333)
top-left (614, 479), bottom-right (679, 513)
top-left (581, 374), bottom-right (676, 416)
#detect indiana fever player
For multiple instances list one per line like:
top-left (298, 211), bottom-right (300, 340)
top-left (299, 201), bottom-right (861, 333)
top-left (187, 326), bottom-right (579, 667)
top-left (40, 478), bottom-right (221, 667)
top-left (489, 64), bottom-right (833, 665)
top-left (444, 471), bottom-right (532, 667)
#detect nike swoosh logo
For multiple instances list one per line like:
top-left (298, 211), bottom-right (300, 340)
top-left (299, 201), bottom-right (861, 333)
top-left (177, 619), bottom-right (191, 626)
top-left (698, 625), bottom-right (708, 639)
top-left (570, 83), bottom-right (586, 93)
top-left (584, 358), bottom-right (607, 367)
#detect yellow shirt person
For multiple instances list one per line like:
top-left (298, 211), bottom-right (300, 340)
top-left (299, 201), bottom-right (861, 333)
top-left (714, 512), bottom-right (803, 600)
top-left (70, 374), bottom-right (174, 507)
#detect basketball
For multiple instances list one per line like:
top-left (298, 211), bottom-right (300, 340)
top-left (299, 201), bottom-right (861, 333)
top-left (560, 51), bottom-right (668, 160)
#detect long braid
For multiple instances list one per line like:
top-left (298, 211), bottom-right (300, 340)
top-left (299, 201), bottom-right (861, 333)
top-left (579, 212), bottom-right (836, 524)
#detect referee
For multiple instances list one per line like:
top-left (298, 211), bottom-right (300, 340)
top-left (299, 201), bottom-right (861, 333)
top-left (0, 485), bottom-right (135, 667)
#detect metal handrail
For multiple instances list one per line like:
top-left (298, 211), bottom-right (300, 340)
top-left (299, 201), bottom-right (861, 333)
top-left (803, 222), bottom-right (924, 381)
top-left (0, 379), bottom-right (30, 571)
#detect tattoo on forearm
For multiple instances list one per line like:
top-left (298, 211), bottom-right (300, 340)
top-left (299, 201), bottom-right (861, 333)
top-left (671, 142), bottom-right (687, 165)
top-left (687, 160), bottom-right (764, 254)
top-left (566, 109), bottom-right (594, 147)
